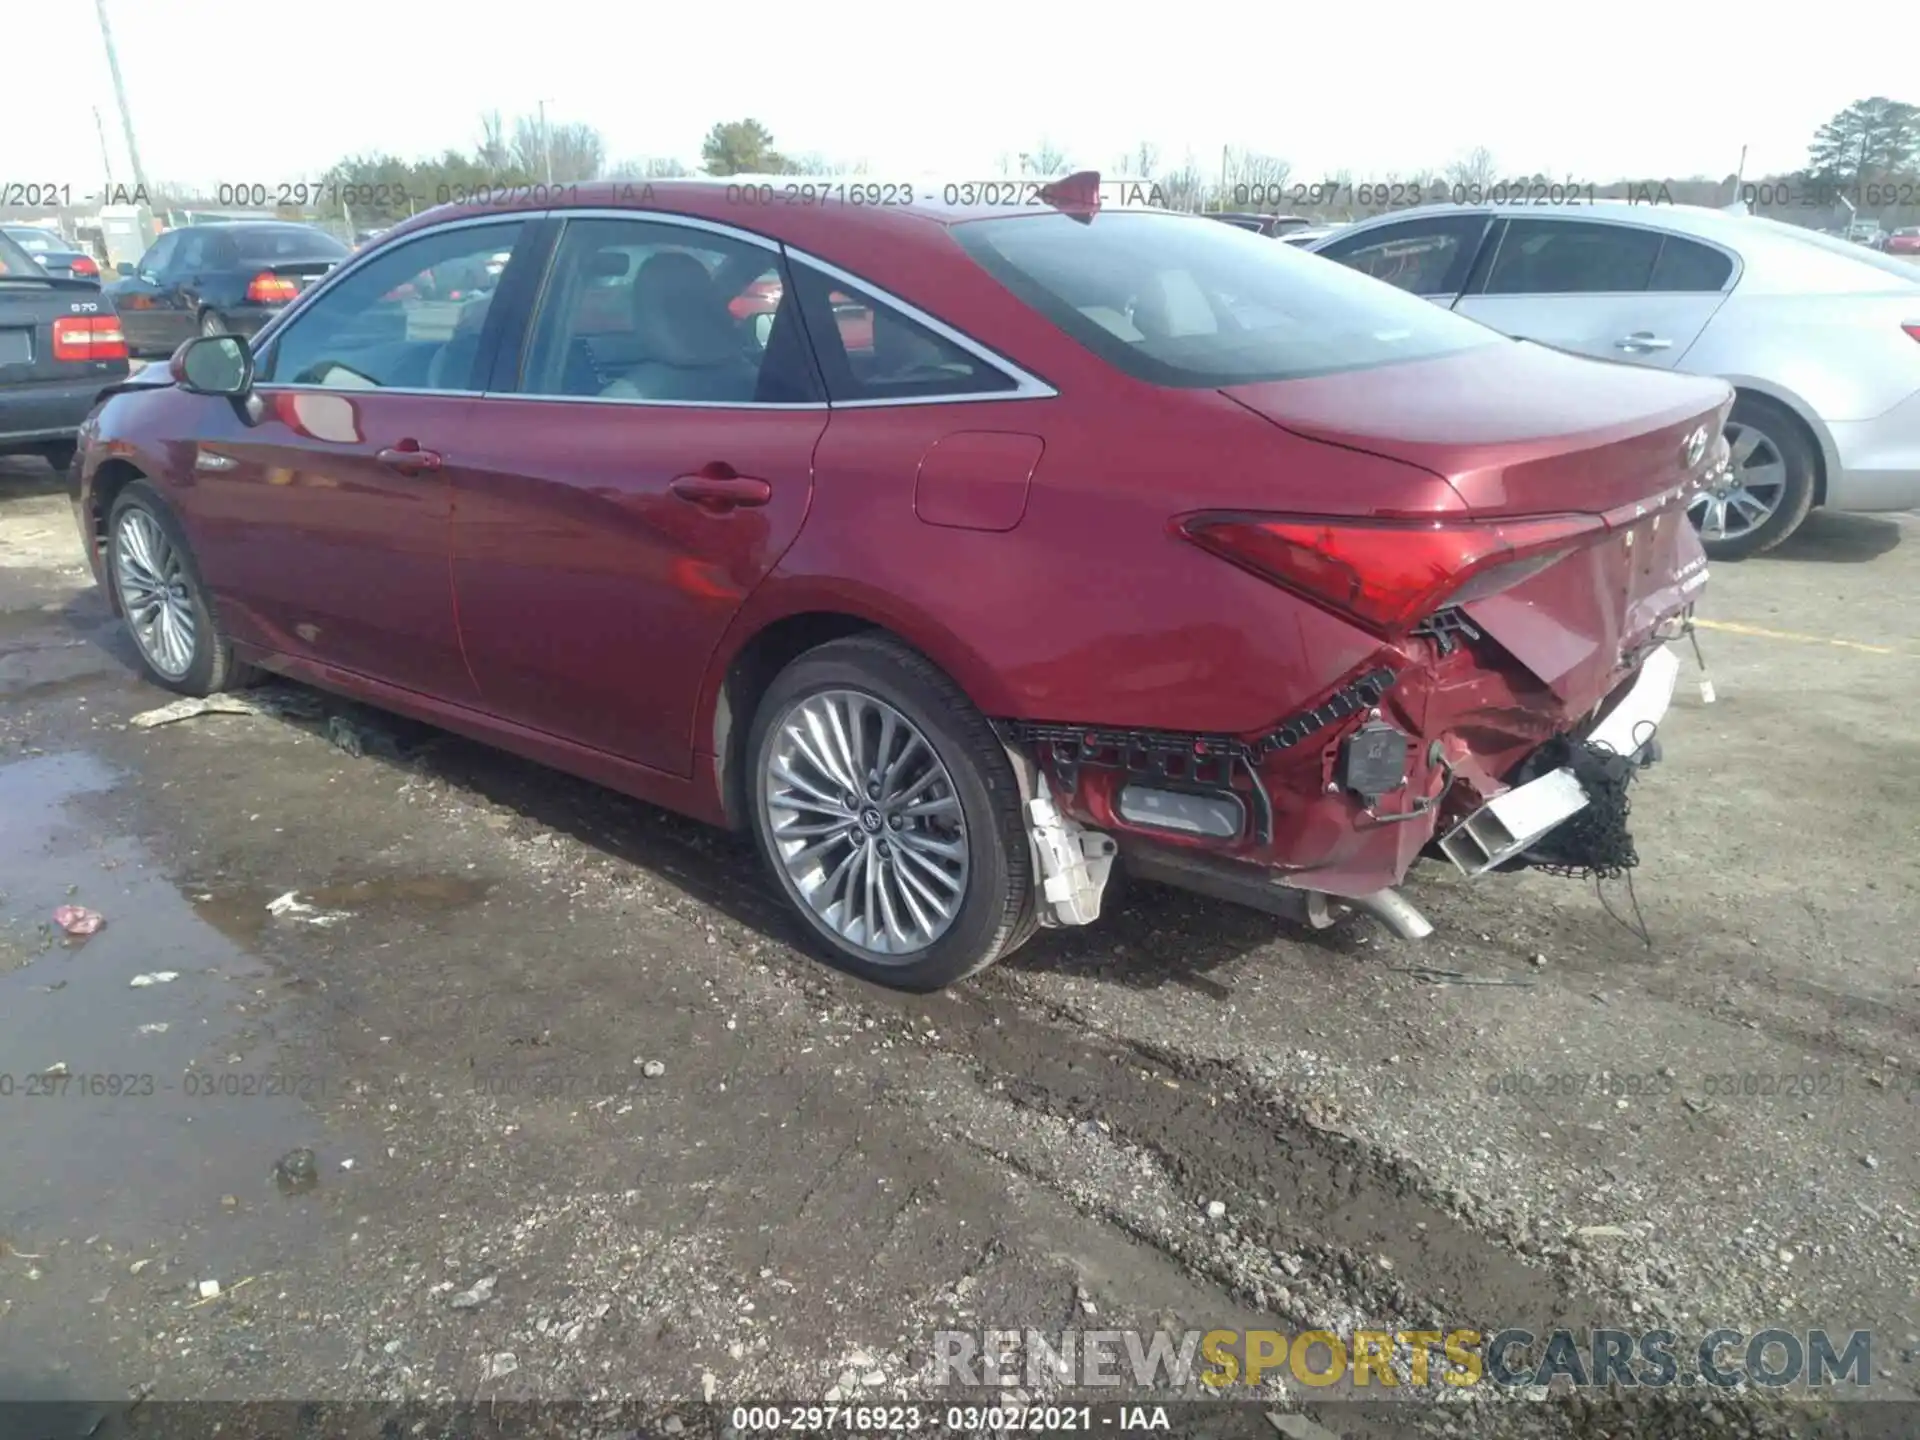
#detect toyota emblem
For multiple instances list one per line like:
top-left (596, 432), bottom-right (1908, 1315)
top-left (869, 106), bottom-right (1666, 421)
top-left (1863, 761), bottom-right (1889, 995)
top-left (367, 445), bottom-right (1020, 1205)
top-left (1682, 425), bottom-right (1709, 470)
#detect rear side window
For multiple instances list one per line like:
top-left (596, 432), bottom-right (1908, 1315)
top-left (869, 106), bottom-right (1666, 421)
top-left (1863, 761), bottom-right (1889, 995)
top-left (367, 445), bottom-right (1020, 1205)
top-left (786, 262), bottom-right (1019, 402)
top-left (1649, 236), bottom-right (1734, 292)
top-left (516, 217), bottom-right (820, 404)
top-left (955, 210), bottom-right (1499, 388)
top-left (1482, 220), bottom-right (1662, 295)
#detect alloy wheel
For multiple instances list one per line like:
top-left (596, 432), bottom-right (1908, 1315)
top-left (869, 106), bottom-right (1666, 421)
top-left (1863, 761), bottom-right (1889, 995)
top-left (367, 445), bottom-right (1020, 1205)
top-left (763, 689), bottom-right (970, 959)
top-left (113, 509), bottom-right (198, 679)
top-left (1689, 420), bottom-right (1787, 542)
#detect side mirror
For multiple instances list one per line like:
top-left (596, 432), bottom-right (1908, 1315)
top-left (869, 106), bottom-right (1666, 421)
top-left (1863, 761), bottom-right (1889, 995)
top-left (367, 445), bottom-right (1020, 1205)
top-left (171, 334), bottom-right (254, 397)
top-left (116, 261), bottom-right (134, 277)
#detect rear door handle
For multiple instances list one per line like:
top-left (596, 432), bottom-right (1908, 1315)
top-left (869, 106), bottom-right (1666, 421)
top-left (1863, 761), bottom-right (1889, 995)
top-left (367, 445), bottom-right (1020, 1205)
top-left (1615, 332), bottom-right (1672, 352)
top-left (376, 445), bottom-right (443, 475)
top-left (670, 470), bottom-right (772, 512)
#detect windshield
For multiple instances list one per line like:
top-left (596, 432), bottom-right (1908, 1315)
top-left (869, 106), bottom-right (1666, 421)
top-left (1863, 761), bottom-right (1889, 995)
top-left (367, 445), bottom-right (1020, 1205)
top-left (953, 210), bottom-right (1500, 388)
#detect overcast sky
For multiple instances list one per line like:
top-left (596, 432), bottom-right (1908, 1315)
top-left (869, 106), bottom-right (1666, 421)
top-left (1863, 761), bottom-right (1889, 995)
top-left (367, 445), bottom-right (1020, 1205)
top-left (11, 0), bottom-right (1903, 197)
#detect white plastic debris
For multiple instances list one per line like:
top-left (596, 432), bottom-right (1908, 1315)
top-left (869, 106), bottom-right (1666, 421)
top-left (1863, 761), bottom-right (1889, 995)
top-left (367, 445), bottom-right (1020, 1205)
top-left (129, 972), bottom-right (179, 987)
top-left (197, 1279), bottom-right (221, 1299)
top-left (137, 1023), bottom-right (169, 1035)
top-left (266, 892), bottom-right (314, 917)
top-left (130, 694), bottom-right (267, 729)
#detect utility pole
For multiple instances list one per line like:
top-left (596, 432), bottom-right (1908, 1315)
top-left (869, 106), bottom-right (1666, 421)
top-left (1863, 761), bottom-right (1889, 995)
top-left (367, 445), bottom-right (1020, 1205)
top-left (538, 99), bottom-right (553, 184)
top-left (93, 106), bottom-right (116, 188)
top-left (93, 0), bottom-right (151, 199)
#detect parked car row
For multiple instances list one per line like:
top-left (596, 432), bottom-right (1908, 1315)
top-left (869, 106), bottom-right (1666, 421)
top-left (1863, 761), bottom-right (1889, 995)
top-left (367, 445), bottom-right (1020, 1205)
top-left (1303, 201), bottom-right (1920, 557)
top-left (1, 219), bottom-right (348, 465)
top-left (73, 176), bottom-right (1726, 989)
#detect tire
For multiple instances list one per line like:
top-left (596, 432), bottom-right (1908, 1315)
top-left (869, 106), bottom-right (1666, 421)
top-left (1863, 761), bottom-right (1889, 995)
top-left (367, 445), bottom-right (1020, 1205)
top-left (746, 634), bottom-right (1038, 991)
top-left (199, 310), bottom-right (227, 338)
top-left (106, 480), bottom-right (255, 696)
top-left (1690, 394), bottom-right (1817, 560)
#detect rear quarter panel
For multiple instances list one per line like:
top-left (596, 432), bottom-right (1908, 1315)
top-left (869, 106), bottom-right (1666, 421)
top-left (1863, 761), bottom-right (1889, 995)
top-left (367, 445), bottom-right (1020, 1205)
top-left (712, 382), bottom-right (1447, 740)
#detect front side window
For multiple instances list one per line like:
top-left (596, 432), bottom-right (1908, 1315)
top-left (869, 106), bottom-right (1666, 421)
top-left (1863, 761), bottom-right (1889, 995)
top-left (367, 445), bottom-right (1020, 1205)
top-left (955, 211), bottom-right (1499, 388)
top-left (138, 232), bottom-right (180, 276)
top-left (1315, 215), bottom-right (1491, 295)
top-left (516, 217), bottom-right (818, 404)
top-left (258, 221), bottom-right (524, 392)
top-left (786, 263), bottom-right (1019, 402)
top-left (1482, 220), bottom-right (1662, 295)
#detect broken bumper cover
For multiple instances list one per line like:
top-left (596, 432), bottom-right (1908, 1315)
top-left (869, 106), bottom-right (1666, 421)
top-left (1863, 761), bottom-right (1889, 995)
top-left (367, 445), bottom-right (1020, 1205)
top-left (1438, 645), bottom-right (1681, 877)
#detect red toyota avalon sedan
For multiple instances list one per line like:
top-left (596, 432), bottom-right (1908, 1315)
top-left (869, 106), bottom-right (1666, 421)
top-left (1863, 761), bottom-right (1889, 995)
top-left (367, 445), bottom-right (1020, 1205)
top-left (71, 175), bottom-right (1729, 991)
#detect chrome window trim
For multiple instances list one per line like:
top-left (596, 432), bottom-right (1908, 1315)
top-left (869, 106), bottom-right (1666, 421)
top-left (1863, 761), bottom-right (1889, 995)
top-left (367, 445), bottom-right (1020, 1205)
top-left (253, 384), bottom-right (488, 400)
top-left (782, 244), bottom-right (1058, 403)
top-left (474, 209), bottom-right (1056, 411)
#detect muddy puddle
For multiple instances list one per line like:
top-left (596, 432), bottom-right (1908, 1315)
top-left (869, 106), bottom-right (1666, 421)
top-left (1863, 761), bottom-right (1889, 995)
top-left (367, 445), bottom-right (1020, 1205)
top-left (0, 751), bottom-right (339, 1397)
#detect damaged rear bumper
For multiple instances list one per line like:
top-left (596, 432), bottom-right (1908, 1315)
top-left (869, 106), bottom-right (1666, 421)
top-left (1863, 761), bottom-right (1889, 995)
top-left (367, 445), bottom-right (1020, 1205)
top-left (1437, 643), bottom-right (1679, 877)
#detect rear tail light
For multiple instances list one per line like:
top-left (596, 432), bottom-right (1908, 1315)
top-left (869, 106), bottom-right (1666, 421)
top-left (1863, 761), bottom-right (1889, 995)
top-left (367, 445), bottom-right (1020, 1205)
top-left (51, 314), bottom-right (128, 363)
top-left (1177, 512), bottom-right (1606, 634)
top-left (69, 254), bottom-right (100, 279)
top-left (245, 272), bottom-right (300, 303)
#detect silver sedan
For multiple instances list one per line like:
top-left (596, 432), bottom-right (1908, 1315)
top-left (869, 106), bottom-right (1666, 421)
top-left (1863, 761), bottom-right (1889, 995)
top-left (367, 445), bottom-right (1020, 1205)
top-left (1307, 201), bottom-right (1920, 557)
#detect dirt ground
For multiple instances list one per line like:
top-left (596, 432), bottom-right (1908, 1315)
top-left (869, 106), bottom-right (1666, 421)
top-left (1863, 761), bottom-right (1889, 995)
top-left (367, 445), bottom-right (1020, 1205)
top-left (0, 452), bottom-right (1916, 1440)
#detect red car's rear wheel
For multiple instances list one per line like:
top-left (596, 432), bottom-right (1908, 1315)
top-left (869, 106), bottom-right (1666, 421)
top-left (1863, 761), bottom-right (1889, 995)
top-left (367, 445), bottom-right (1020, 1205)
top-left (747, 635), bottom-right (1038, 991)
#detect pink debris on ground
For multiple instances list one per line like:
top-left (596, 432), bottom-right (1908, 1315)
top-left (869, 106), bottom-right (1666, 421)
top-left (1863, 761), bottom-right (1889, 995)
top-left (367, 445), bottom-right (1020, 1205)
top-left (53, 905), bottom-right (105, 936)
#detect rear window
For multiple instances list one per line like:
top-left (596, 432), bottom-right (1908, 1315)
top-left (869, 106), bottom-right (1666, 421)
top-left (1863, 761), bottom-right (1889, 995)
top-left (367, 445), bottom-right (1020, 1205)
top-left (953, 211), bottom-right (1498, 387)
top-left (0, 231), bottom-right (42, 276)
top-left (5, 228), bottom-right (61, 255)
top-left (231, 227), bottom-right (348, 261)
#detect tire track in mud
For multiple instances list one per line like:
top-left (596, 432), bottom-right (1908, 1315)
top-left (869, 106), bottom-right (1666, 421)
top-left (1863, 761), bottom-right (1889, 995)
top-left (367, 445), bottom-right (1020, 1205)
top-left (885, 972), bottom-right (1596, 1341)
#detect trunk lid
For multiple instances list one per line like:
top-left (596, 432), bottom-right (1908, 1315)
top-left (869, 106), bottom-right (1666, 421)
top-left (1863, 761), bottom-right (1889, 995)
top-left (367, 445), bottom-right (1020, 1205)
top-left (0, 273), bottom-right (126, 384)
top-left (1223, 340), bottom-right (1729, 699)
top-left (1221, 339), bottom-right (1734, 517)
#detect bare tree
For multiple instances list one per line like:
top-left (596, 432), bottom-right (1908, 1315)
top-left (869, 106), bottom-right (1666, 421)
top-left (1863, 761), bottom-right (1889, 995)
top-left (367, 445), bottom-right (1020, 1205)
top-left (603, 156), bottom-right (693, 180)
top-left (1155, 157), bottom-right (1207, 212)
top-left (476, 111), bottom-right (511, 174)
top-left (1022, 141), bottom-right (1071, 177)
top-left (507, 116), bottom-right (603, 183)
top-left (1222, 147), bottom-right (1291, 208)
top-left (1116, 140), bottom-right (1159, 178)
top-left (1444, 146), bottom-right (1499, 192)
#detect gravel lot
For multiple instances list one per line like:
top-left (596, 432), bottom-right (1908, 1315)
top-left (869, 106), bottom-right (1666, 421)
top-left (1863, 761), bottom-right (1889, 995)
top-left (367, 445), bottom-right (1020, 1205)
top-left (1, 452), bottom-right (1915, 1439)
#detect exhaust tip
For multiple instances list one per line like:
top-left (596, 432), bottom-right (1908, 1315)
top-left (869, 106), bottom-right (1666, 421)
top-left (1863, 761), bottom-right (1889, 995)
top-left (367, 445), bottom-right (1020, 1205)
top-left (1348, 887), bottom-right (1434, 941)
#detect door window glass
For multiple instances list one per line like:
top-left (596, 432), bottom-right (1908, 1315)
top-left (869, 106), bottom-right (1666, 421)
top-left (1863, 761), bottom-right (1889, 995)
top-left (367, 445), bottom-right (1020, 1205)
top-left (1314, 215), bottom-right (1491, 295)
top-left (258, 221), bottom-right (523, 391)
top-left (138, 232), bottom-right (179, 276)
top-left (1482, 220), bottom-right (1662, 295)
top-left (787, 261), bottom-right (1017, 401)
top-left (1648, 236), bottom-right (1734, 292)
top-left (517, 217), bottom-right (819, 404)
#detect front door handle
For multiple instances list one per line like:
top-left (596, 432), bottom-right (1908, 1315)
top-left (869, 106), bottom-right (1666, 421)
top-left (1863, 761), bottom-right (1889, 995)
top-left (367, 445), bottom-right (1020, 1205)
top-left (671, 468), bottom-right (772, 512)
top-left (1615, 332), bottom-right (1673, 352)
top-left (376, 445), bottom-right (443, 475)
